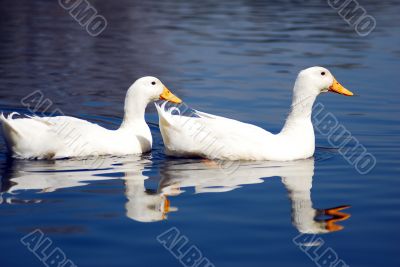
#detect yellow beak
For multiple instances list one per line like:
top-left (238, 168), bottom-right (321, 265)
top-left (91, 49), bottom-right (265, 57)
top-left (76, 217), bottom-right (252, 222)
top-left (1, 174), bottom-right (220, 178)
top-left (329, 78), bottom-right (354, 96)
top-left (160, 86), bottom-right (182, 104)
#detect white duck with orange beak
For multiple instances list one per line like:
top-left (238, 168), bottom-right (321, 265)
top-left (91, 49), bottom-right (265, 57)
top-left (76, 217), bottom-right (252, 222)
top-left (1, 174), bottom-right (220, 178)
top-left (156, 67), bottom-right (353, 161)
top-left (1, 76), bottom-right (182, 159)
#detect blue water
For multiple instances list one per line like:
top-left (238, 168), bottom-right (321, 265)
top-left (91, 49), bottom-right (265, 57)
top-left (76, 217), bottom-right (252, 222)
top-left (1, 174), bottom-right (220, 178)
top-left (0, 0), bottom-right (399, 266)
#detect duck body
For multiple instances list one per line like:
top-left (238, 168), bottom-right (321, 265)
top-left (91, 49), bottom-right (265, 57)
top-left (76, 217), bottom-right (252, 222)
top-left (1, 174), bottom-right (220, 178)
top-left (157, 66), bottom-right (353, 161)
top-left (0, 114), bottom-right (152, 159)
top-left (157, 104), bottom-right (315, 161)
top-left (0, 76), bottom-right (182, 160)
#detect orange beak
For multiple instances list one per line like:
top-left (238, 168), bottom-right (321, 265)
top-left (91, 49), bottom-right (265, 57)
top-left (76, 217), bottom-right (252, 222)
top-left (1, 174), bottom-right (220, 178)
top-left (329, 78), bottom-right (354, 96)
top-left (160, 86), bottom-right (182, 104)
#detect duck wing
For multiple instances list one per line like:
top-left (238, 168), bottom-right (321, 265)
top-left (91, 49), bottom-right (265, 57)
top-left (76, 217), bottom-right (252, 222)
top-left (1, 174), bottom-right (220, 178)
top-left (156, 103), bottom-right (274, 160)
top-left (0, 114), bottom-right (107, 159)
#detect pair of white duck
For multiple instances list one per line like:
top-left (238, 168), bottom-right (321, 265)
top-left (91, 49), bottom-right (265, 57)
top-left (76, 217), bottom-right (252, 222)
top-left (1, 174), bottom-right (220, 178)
top-left (0, 66), bottom-right (353, 161)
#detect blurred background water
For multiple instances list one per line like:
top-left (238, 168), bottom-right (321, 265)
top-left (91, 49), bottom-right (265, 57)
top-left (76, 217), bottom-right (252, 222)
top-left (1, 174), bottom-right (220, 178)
top-left (0, 0), bottom-right (399, 266)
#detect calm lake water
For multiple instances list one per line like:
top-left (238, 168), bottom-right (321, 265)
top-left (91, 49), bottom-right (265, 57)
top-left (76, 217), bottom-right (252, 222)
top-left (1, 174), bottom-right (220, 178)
top-left (0, 0), bottom-right (399, 266)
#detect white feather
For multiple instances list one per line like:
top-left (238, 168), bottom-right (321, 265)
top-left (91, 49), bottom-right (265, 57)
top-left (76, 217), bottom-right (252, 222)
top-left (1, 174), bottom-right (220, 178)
top-left (156, 67), bottom-right (341, 161)
top-left (0, 76), bottom-right (178, 159)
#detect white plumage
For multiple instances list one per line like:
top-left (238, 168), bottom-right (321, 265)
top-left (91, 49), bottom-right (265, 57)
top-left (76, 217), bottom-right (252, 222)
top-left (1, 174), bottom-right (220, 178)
top-left (1, 76), bottom-right (181, 159)
top-left (156, 66), bottom-right (353, 161)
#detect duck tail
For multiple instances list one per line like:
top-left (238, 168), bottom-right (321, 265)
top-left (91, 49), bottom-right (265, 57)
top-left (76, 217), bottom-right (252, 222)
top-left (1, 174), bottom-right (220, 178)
top-left (0, 112), bottom-right (5, 124)
top-left (1, 112), bottom-right (21, 135)
top-left (155, 102), bottom-right (174, 127)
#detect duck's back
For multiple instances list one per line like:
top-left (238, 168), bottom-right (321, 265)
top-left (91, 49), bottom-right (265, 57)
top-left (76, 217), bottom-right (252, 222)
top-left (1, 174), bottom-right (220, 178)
top-left (156, 104), bottom-right (276, 160)
top-left (1, 114), bottom-right (114, 159)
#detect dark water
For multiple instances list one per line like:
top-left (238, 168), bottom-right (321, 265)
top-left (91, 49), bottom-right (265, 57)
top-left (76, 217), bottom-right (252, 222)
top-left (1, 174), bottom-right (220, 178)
top-left (0, 0), bottom-right (399, 266)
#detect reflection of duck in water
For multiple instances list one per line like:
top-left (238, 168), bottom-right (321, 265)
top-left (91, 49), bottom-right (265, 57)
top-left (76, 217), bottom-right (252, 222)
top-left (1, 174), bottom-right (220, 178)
top-left (282, 171), bottom-right (350, 233)
top-left (0, 156), bottom-right (174, 222)
top-left (123, 170), bottom-right (177, 223)
top-left (159, 157), bottom-right (350, 233)
top-left (0, 158), bottom-right (114, 195)
top-left (0, 156), bottom-right (350, 230)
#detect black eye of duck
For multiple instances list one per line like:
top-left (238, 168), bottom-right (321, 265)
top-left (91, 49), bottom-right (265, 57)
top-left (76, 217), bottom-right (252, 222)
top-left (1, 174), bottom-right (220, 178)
top-left (321, 72), bottom-right (326, 76)
top-left (151, 81), bottom-right (156, 85)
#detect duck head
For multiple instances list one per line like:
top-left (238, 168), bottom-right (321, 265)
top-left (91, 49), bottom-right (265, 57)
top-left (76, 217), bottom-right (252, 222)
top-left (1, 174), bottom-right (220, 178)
top-left (130, 76), bottom-right (182, 104)
top-left (294, 66), bottom-right (354, 98)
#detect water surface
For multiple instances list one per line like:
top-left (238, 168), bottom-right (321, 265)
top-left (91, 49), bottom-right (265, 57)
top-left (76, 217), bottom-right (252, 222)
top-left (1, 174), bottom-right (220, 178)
top-left (0, 0), bottom-right (399, 266)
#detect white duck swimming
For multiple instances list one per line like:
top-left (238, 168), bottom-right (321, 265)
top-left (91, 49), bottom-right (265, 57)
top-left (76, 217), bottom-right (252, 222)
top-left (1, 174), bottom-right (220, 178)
top-left (1, 76), bottom-right (182, 159)
top-left (156, 66), bottom-right (353, 161)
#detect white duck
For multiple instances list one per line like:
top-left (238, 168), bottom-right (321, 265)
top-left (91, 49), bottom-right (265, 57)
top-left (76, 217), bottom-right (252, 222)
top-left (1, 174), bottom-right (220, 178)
top-left (156, 66), bottom-right (353, 161)
top-left (1, 77), bottom-right (182, 159)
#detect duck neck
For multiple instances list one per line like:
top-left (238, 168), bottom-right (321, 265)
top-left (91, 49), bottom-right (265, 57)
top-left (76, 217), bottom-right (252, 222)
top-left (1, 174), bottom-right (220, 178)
top-left (281, 85), bottom-right (317, 134)
top-left (120, 89), bottom-right (148, 129)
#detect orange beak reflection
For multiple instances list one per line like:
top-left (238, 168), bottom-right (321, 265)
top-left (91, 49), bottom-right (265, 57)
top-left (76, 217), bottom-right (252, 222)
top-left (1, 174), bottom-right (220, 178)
top-left (329, 78), bottom-right (354, 96)
top-left (323, 205), bottom-right (351, 232)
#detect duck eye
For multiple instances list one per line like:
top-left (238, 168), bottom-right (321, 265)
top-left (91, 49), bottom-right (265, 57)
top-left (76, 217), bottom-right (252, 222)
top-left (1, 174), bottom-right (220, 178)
top-left (321, 72), bottom-right (326, 76)
top-left (151, 81), bottom-right (156, 85)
